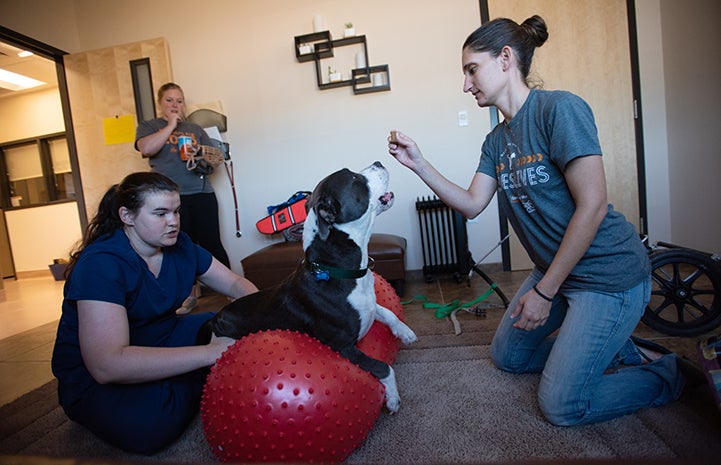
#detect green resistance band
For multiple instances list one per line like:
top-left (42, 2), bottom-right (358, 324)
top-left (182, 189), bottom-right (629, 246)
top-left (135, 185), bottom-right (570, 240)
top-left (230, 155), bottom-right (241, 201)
top-left (401, 283), bottom-right (498, 319)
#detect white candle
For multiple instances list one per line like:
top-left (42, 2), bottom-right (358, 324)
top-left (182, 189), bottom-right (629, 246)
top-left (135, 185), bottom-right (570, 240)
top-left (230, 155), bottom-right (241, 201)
top-left (373, 73), bottom-right (384, 86)
top-left (355, 52), bottom-right (366, 69)
top-left (313, 15), bottom-right (324, 32)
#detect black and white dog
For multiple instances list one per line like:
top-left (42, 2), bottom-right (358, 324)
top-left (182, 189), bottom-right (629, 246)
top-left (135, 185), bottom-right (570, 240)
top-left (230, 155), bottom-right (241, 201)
top-left (198, 161), bottom-right (417, 412)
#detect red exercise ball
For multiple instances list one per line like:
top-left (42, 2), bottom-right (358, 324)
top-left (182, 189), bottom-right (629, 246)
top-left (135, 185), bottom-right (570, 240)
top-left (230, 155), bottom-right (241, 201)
top-left (201, 273), bottom-right (406, 462)
top-left (201, 329), bottom-right (385, 463)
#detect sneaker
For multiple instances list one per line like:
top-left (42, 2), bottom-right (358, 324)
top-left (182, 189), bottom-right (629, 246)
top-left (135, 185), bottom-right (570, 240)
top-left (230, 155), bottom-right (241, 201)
top-left (632, 336), bottom-right (706, 389)
top-left (678, 353), bottom-right (708, 389)
top-left (176, 296), bottom-right (199, 315)
top-left (631, 336), bottom-right (671, 363)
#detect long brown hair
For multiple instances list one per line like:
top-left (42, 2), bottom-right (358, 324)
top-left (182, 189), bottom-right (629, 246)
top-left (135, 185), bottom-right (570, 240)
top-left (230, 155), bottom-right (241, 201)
top-left (65, 172), bottom-right (178, 277)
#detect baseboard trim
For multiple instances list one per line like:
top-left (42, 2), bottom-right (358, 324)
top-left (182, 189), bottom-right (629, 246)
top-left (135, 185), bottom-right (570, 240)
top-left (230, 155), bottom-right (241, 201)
top-left (15, 270), bottom-right (54, 280)
top-left (407, 262), bottom-right (505, 282)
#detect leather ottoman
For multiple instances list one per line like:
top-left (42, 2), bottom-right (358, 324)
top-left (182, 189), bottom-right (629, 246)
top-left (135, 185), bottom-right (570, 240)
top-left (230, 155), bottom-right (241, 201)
top-left (241, 233), bottom-right (406, 296)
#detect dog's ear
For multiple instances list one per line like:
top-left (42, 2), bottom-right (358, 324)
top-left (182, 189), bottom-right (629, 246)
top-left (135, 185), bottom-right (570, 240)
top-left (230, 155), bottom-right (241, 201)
top-left (315, 196), bottom-right (338, 241)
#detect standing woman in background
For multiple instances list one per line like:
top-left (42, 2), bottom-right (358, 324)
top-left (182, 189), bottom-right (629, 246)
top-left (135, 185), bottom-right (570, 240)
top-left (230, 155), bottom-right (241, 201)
top-left (388, 15), bottom-right (685, 426)
top-left (136, 82), bottom-right (230, 313)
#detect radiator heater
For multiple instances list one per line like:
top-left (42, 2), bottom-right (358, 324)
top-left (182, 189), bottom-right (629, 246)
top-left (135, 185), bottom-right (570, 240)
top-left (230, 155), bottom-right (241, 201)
top-left (415, 196), bottom-right (511, 308)
top-left (415, 196), bottom-right (472, 282)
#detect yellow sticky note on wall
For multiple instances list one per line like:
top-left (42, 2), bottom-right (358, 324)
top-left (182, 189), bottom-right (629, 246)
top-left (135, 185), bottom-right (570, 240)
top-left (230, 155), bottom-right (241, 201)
top-left (103, 114), bottom-right (136, 145)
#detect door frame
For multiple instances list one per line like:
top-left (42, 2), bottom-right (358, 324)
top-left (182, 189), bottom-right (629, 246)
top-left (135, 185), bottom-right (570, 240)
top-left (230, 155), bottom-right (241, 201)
top-left (477, 0), bottom-right (648, 270)
top-left (0, 25), bottom-right (88, 230)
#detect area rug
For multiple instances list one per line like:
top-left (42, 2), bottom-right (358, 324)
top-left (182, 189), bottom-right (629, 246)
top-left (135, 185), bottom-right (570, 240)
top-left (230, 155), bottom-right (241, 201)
top-left (2, 330), bottom-right (721, 464)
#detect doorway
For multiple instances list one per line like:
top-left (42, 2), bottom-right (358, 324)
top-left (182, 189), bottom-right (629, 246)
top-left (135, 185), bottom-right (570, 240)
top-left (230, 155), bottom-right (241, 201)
top-left (0, 27), bottom-right (86, 276)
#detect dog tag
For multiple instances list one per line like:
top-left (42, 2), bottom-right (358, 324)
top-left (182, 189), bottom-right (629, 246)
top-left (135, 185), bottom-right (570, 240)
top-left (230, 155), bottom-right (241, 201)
top-left (313, 269), bottom-right (330, 281)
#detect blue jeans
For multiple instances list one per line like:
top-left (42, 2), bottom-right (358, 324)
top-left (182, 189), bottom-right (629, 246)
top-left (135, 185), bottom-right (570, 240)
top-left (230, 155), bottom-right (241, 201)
top-left (490, 268), bottom-right (684, 426)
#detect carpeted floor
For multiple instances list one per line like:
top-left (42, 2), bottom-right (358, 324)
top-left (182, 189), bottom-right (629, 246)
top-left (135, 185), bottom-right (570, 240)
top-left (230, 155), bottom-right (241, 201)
top-left (1, 270), bottom-right (720, 464)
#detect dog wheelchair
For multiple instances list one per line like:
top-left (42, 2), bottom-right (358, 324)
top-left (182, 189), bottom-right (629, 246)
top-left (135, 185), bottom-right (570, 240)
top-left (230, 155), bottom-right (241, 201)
top-left (460, 236), bottom-right (721, 338)
top-left (641, 239), bottom-right (721, 337)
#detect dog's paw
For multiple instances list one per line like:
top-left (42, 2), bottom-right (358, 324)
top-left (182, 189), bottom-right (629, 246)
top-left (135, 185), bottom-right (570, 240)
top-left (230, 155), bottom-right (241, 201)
top-left (384, 393), bottom-right (400, 414)
top-left (395, 325), bottom-right (417, 345)
top-left (380, 368), bottom-right (401, 413)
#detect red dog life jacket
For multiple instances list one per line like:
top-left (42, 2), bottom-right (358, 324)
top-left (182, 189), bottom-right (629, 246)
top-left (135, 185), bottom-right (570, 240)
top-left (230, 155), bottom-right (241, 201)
top-left (255, 197), bottom-right (308, 234)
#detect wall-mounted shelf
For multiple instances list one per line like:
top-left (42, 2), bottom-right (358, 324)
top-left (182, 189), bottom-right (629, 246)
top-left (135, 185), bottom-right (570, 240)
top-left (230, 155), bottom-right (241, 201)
top-left (294, 31), bottom-right (390, 95)
top-left (314, 35), bottom-right (369, 89)
top-left (352, 65), bottom-right (390, 94)
top-left (294, 31), bottom-right (332, 62)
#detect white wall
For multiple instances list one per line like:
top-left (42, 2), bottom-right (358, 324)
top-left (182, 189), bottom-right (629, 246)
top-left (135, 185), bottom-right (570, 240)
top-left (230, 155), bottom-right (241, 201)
top-left (3, 0), bottom-right (720, 273)
top-left (635, 0), bottom-right (671, 243)
top-left (5, 202), bottom-right (82, 271)
top-left (635, 0), bottom-right (721, 252)
top-left (658, 0), bottom-right (721, 252)
top-left (3, 0), bottom-right (500, 273)
top-left (0, 1), bottom-right (82, 53)
top-left (0, 86), bottom-right (82, 273)
top-left (0, 88), bottom-right (64, 141)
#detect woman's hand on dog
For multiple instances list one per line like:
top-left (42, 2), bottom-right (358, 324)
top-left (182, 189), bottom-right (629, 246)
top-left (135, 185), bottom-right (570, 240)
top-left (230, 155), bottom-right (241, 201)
top-left (208, 334), bottom-right (236, 362)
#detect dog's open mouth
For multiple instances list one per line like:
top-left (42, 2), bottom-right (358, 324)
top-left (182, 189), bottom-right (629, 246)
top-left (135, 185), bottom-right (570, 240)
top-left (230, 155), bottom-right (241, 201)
top-left (379, 191), bottom-right (394, 211)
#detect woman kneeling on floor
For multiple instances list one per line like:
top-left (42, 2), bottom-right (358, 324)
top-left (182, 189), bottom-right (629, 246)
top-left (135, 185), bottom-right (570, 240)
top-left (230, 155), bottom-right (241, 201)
top-left (388, 15), bottom-right (684, 426)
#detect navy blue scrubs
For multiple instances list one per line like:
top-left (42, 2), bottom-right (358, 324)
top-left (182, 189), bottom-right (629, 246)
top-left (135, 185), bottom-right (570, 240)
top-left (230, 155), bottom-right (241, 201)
top-left (52, 230), bottom-right (214, 454)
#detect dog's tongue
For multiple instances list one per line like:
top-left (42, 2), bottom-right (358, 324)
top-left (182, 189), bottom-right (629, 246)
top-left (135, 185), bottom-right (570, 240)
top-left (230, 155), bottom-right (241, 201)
top-left (380, 191), bottom-right (394, 206)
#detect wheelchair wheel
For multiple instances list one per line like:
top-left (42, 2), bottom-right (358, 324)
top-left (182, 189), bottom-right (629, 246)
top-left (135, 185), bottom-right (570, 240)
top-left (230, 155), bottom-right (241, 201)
top-left (641, 247), bottom-right (721, 336)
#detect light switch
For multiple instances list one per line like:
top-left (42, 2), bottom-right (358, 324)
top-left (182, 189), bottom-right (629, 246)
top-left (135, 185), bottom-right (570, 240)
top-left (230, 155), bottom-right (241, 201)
top-left (458, 111), bottom-right (468, 127)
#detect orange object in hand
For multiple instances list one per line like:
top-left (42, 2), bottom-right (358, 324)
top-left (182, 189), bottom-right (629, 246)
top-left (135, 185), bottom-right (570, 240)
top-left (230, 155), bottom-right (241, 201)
top-left (178, 136), bottom-right (192, 161)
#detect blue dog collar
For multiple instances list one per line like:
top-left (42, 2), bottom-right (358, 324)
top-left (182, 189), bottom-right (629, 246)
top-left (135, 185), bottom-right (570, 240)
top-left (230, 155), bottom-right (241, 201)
top-left (303, 257), bottom-right (374, 281)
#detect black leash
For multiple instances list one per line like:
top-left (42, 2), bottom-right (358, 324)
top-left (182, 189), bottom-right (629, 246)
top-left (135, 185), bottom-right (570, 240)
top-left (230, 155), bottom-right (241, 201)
top-left (222, 159), bottom-right (241, 237)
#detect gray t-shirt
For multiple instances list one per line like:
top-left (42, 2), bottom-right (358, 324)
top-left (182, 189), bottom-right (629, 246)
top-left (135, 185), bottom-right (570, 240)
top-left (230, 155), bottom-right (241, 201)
top-left (135, 118), bottom-right (214, 195)
top-left (478, 89), bottom-right (649, 292)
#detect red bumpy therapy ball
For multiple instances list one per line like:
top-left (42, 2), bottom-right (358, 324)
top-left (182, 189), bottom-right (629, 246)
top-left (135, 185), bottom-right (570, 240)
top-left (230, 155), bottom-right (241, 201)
top-left (201, 273), bottom-right (404, 463)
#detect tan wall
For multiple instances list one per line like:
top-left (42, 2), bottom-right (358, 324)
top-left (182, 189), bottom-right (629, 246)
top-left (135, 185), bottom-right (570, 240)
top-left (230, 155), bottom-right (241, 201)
top-left (0, 88), bottom-right (64, 142)
top-left (5, 203), bottom-right (82, 271)
top-left (3, 0), bottom-right (719, 272)
top-left (0, 86), bottom-right (81, 272)
top-left (63, 37), bottom-right (173, 222)
top-left (3, 0), bottom-right (498, 272)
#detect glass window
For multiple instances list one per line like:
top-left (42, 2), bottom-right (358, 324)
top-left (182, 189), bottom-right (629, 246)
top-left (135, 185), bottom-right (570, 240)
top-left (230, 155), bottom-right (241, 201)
top-left (5, 143), bottom-right (47, 207)
top-left (130, 58), bottom-right (156, 122)
top-left (0, 133), bottom-right (73, 208)
top-left (48, 137), bottom-right (75, 200)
